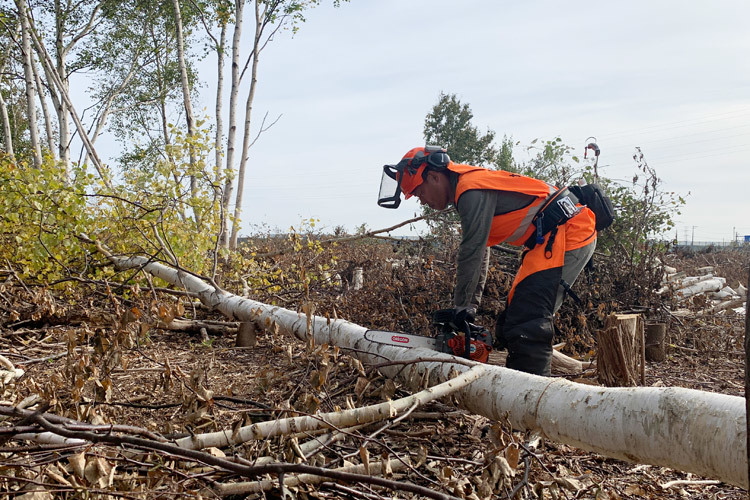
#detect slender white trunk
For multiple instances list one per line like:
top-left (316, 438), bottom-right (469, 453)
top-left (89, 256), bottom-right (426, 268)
top-left (100, 252), bottom-right (749, 489)
top-left (229, 0), bottom-right (262, 249)
top-left (214, 23), bottom-right (226, 182)
top-left (53, 0), bottom-right (71, 173)
top-left (31, 56), bottom-right (56, 160)
top-left (0, 92), bottom-right (13, 159)
top-left (0, 61), bottom-right (14, 159)
top-left (15, 0), bottom-right (43, 168)
top-left (171, 0), bottom-right (199, 227)
top-left (26, 17), bottom-right (109, 186)
top-left (220, 0), bottom-right (245, 248)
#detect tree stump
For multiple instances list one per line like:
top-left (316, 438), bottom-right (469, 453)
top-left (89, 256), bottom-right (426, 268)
top-left (236, 322), bottom-right (259, 347)
top-left (644, 322), bottom-right (667, 362)
top-left (597, 313), bottom-right (644, 387)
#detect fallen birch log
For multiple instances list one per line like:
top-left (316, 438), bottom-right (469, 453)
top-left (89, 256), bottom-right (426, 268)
top-left (710, 297), bottom-right (746, 314)
top-left (676, 278), bottom-right (726, 300)
top-left (100, 252), bottom-right (749, 488)
top-left (675, 273), bottom-right (715, 289)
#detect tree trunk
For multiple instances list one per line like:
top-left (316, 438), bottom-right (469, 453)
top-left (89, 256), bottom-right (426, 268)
top-left (644, 322), bottom-right (667, 362)
top-left (228, 1), bottom-right (263, 249)
top-left (214, 23), bottom-right (227, 184)
top-left (597, 313), bottom-right (644, 387)
top-left (53, 0), bottom-right (71, 174)
top-left (220, 0), bottom-right (245, 249)
top-left (15, 0), bottom-right (43, 168)
top-left (31, 58), bottom-right (56, 159)
top-left (99, 251), bottom-right (748, 489)
top-left (0, 60), bottom-right (14, 159)
top-left (171, 0), bottom-right (200, 228)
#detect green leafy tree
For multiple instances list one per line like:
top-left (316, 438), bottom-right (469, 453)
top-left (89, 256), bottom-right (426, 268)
top-left (423, 92), bottom-right (507, 169)
top-left (421, 92), bottom-right (515, 241)
top-left (521, 136), bottom-right (581, 186)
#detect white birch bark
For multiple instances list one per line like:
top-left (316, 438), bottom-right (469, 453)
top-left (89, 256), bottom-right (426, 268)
top-left (217, 457), bottom-right (410, 496)
top-left (214, 23), bottom-right (227, 183)
top-left (220, 0), bottom-right (245, 248)
top-left (676, 278), bottom-right (726, 300)
top-left (15, 0), bottom-right (43, 168)
top-left (0, 60), bottom-right (14, 159)
top-left (175, 364), bottom-right (487, 450)
top-left (171, 0), bottom-right (199, 227)
top-left (100, 252), bottom-right (749, 488)
top-left (228, 0), bottom-right (263, 249)
top-left (0, 92), bottom-right (13, 159)
top-left (31, 55), bottom-right (56, 159)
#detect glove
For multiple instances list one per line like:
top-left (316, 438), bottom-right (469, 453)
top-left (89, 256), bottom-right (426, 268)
top-left (450, 308), bottom-right (475, 333)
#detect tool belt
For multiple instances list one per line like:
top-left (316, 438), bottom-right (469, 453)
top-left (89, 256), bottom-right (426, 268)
top-left (524, 187), bottom-right (581, 250)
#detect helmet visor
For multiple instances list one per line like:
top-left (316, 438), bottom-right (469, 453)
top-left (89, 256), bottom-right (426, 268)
top-left (377, 165), bottom-right (401, 209)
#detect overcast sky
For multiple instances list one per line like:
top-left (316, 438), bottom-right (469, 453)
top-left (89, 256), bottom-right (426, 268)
top-left (196, 1), bottom-right (749, 242)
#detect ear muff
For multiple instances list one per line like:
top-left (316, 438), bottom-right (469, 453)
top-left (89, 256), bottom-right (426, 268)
top-left (424, 145), bottom-right (450, 171)
top-left (408, 146), bottom-right (450, 173)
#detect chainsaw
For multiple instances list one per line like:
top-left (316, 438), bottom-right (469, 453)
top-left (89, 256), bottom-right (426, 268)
top-left (364, 309), bottom-right (493, 363)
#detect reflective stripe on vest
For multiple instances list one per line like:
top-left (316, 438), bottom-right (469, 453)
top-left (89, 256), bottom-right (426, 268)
top-left (449, 163), bottom-right (556, 247)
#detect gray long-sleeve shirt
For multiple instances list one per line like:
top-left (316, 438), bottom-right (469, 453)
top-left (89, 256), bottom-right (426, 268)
top-left (450, 175), bottom-right (536, 312)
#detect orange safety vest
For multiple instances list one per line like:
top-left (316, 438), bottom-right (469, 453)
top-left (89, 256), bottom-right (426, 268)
top-left (449, 163), bottom-right (555, 247)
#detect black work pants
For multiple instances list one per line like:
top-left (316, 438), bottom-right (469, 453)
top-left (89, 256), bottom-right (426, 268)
top-left (497, 215), bottom-right (596, 376)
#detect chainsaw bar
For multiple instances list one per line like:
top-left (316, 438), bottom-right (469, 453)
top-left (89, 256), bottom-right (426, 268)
top-left (363, 330), bottom-right (438, 351)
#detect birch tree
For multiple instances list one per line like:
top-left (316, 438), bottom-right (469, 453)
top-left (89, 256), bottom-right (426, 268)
top-left (219, 0), bottom-right (346, 250)
top-left (171, 0), bottom-right (200, 226)
top-left (13, 0), bottom-right (41, 168)
top-left (0, 58), bottom-right (16, 159)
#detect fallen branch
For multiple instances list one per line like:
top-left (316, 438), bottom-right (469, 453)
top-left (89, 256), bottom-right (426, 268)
top-left (1, 404), bottom-right (459, 500)
top-left (175, 364), bottom-right (489, 450)
top-left (660, 479), bottom-right (721, 489)
top-left (216, 457), bottom-right (410, 497)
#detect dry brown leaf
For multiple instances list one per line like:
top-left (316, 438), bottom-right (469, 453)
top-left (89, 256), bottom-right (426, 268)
top-left (354, 376), bottom-right (369, 397)
top-left (359, 446), bottom-right (370, 475)
top-left (505, 444), bottom-right (519, 469)
top-left (380, 379), bottom-right (396, 400)
top-left (68, 452), bottom-right (85, 479)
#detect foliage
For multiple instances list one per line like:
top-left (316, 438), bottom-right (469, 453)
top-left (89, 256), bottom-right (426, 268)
top-left (422, 93), bottom-right (516, 242)
top-left (423, 92), bottom-right (506, 169)
top-left (0, 153), bottom-right (95, 282)
top-left (236, 218), bottom-right (339, 307)
top-left (94, 122), bottom-right (224, 276)
top-left (0, 120), bottom-right (227, 284)
top-left (520, 136), bottom-right (581, 187)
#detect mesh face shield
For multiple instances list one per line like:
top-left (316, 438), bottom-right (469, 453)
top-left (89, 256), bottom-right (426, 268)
top-left (377, 164), bottom-right (402, 209)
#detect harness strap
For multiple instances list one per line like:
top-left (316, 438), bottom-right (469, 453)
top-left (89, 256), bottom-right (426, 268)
top-left (525, 187), bottom-right (581, 249)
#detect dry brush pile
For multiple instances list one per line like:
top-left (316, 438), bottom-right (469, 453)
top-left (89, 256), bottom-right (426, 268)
top-left (0, 237), bottom-right (747, 499)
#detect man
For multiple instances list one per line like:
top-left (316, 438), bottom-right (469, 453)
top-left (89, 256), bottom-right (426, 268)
top-left (377, 146), bottom-right (597, 376)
